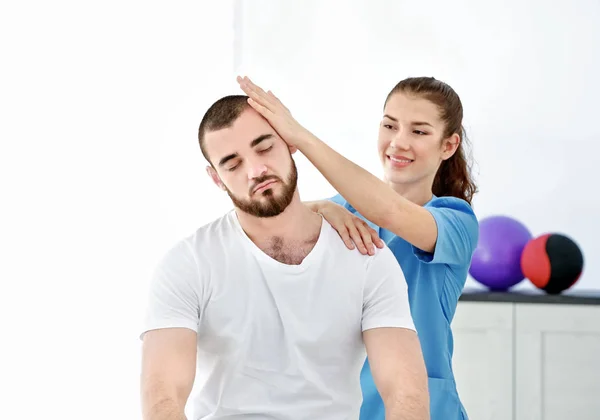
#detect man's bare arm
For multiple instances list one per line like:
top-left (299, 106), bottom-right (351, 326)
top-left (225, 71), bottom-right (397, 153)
top-left (363, 327), bottom-right (430, 420)
top-left (141, 328), bottom-right (197, 420)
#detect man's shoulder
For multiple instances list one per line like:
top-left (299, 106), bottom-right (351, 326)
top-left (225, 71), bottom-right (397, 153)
top-left (193, 210), bottom-right (237, 237)
top-left (365, 244), bottom-right (401, 271)
top-left (163, 211), bottom-right (239, 262)
top-left (320, 220), bottom-right (398, 271)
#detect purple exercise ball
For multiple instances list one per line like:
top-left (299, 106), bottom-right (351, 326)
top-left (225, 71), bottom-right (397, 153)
top-left (469, 215), bottom-right (533, 291)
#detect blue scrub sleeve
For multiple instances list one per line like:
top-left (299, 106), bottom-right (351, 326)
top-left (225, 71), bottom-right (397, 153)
top-left (327, 193), bottom-right (347, 207)
top-left (413, 197), bottom-right (479, 266)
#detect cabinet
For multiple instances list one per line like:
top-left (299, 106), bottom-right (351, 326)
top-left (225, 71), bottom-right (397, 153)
top-left (451, 291), bottom-right (600, 420)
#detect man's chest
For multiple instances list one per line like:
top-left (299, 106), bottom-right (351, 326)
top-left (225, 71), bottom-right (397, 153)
top-left (257, 236), bottom-right (319, 265)
top-left (198, 259), bottom-right (366, 358)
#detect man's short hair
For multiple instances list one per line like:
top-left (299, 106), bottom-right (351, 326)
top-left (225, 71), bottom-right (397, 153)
top-left (198, 95), bottom-right (251, 164)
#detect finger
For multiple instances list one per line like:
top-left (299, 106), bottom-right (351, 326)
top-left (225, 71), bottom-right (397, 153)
top-left (347, 223), bottom-right (369, 255)
top-left (237, 77), bottom-right (255, 97)
top-left (238, 77), bottom-right (276, 111)
top-left (242, 76), bottom-right (271, 101)
top-left (245, 78), bottom-right (281, 112)
top-left (267, 90), bottom-right (291, 113)
top-left (242, 86), bottom-right (274, 114)
top-left (247, 97), bottom-right (274, 118)
top-left (374, 233), bottom-right (385, 248)
top-left (238, 79), bottom-right (264, 100)
top-left (337, 229), bottom-right (355, 250)
top-left (236, 75), bottom-right (262, 97)
top-left (354, 217), bottom-right (383, 249)
top-left (357, 222), bottom-right (376, 255)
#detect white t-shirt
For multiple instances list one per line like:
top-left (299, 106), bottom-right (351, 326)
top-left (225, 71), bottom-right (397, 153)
top-left (141, 210), bottom-right (415, 420)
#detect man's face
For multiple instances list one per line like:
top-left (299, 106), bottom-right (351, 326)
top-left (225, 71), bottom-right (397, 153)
top-left (204, 109), bottom-right (298, 218)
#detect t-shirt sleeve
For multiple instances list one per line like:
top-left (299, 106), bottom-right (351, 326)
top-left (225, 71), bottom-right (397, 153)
top-left (139, 240), bottom-right (203, 340)
top-left (413, 196), bottom-right (479, 266)
top-left (362, 246), bottom-right (415, 332)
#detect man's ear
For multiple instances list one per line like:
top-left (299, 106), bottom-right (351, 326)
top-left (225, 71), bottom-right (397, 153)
top-left (441, 133), bottom-right (460, 161)
top-left (206, 165), bottom-right (227, 190)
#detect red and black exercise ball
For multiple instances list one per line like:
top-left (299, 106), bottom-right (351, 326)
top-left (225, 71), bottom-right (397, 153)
top-left (520, 233), bottom-right (584, 294)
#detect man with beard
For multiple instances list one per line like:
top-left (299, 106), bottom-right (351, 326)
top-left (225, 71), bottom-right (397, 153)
top-left (139, 96), bottom-right (429, 420)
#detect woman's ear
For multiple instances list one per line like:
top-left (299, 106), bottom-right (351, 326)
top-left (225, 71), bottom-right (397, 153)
top-left (441, 133), bottom-right (460, 160)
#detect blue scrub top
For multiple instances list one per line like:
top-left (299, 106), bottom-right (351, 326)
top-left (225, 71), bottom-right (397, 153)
top-left (329, 194), bottom-right (479, 420)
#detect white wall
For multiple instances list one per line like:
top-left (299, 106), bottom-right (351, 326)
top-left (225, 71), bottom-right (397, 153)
top-left (1, 1), bottom-right (238, 419)
top-left (235, 0), bottom-right (600, 292)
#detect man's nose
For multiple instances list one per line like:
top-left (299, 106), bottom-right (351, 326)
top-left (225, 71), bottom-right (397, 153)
top-left (247, 161), bottom-right (268, 180)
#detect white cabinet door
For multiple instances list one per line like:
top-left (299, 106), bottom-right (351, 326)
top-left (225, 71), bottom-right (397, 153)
top-left (452, 301), bottom-right (515, 420)
top-left (515, 303), bottom-right (600, 420)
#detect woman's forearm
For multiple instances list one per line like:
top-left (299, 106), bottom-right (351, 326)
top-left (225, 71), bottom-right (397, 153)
top-left (297, 132), bottom-right (438, 252)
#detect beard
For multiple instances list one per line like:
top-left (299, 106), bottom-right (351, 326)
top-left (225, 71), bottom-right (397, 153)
top-left (226, 159), bottom-right (298, 218)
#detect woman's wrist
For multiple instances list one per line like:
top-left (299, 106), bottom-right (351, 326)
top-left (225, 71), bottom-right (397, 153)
top-left (294, 129), bottom-right (319, 151)
top-left (305, 199), bottom-right (330, 214)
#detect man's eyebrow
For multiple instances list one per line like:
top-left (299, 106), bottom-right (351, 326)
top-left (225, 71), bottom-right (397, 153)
top-left (250, 134), bottom-right (273, 148)
top-left (383, 114), bottom-right (398, 122)
top-left (218, 153), bottom-right (238, 167)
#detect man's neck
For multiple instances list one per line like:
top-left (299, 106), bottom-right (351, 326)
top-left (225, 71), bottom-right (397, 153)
top-left (235, 198), bottom-right (321, 244)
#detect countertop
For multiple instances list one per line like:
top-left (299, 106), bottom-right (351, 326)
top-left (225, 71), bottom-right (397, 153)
top-left (459, 288), bottom-right (600, 305)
